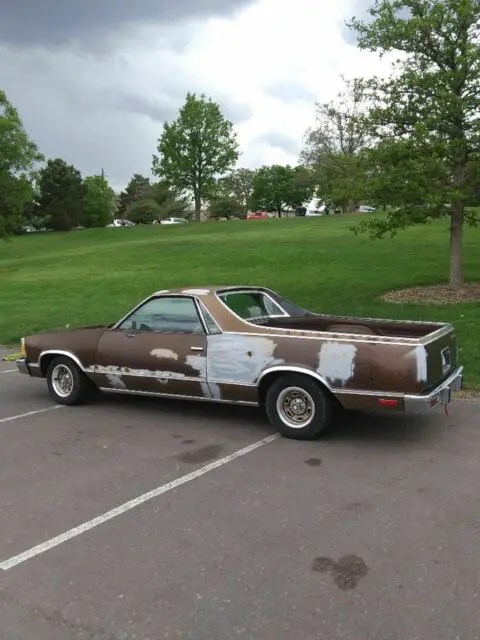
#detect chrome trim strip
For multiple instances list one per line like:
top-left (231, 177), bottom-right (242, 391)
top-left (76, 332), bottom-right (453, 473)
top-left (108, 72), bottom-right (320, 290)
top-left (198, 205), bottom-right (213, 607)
top-left (38, 350), bottom-right (86, 372)
top-left (196, 299), bottom-right (224, 335)
top-left (256, 365), bottom-right (333, 391)
top-left (222, 330), bottom-right (419, 347)
top-left (207, 379), bottom-right (258, 388)
top-left (98, 387), bottom-right (258, 406)
top-left (86, 366), bottom-right (203, 382)
top-left (420, 323), bottom-right (454, 346)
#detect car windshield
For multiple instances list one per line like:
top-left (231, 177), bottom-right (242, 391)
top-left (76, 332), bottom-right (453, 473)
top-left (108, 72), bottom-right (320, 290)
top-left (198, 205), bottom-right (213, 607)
top-left (218, 290), bottom-right (288, 322)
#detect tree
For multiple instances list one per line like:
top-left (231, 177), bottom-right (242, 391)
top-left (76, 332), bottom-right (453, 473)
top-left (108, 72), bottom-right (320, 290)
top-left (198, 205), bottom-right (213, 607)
top-left (152, 92), bottom-right (239, 222)
top-left (215, 168), bottom-right (256, 215)
top-left (251, 165), bottom-right (315, 216)
top-left (0, 90), bottom-right (43, 238)
top-left (348, 0), bottom-right (480, 286)
top-left (83, 174), bottom-right (116, 227)
top-left (125, 180), bottom-right (189, 224)
top-left (208, 196), bottom-right (245, 220)
top-left (126, 199), bottom-right (164, 225)
top-left (37, 158), bottom-right (86, 231)
top-left (301, 77), bottom-right (372, 213)
top-left (117, 173), bottom-right (150, 218)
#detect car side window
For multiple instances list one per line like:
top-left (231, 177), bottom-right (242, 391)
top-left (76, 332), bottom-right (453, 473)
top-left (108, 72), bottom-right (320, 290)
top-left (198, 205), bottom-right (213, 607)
top-left (117, 296), bottom-right (205, 334)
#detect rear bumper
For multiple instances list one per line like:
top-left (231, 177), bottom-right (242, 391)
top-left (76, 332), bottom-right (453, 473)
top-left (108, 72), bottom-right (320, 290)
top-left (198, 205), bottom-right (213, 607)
top-left (404, 366), bottom-right (463, 413)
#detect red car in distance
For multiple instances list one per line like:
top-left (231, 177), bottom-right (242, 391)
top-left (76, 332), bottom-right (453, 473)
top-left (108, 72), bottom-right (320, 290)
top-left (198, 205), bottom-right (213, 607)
top-left (246, 211), bottom-right (270, 220)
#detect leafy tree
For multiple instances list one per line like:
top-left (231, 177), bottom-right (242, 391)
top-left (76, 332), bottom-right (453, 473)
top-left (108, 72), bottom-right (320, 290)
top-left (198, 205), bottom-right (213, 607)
top-left (208, 196), bottom-right (245, 220)
top-left (301, 77), bottom-right (371, 213)
top-left (214, 168), bottom-right (256, 215)
top-left (37, 158), bottom-right (86, 231)
top-left (0, 90), bottom-right (43, 238)
top-left (117, 173), bottom-right (150, 218)
top-left (83, 174), bottom-right (116, 227)
top-left (126, 199), bottom-right (164, 224)
top-left (348, 0), bottom-right (480, 286)
top-left (146, 180), bottom-right (189, 217)
top-left (251, 164), bottom-right (315, 216)
top-left (125, 180), bottom-right (189, 224)
top-left (152, 92), bottom-right (239, 222)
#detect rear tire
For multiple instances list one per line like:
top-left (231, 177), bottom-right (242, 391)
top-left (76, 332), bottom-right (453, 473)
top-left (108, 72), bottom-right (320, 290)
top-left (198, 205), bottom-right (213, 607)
top-left (264, 374), bottom-right (334, 440)
top-left (46, 356), bottom-right (93, 405)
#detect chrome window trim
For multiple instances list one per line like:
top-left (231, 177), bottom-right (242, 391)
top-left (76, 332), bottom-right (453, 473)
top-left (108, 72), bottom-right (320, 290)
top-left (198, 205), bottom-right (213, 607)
top-left (113, 294), bottom-right (207, 336)
top-left (215, 288), bottom-right (290, 327)
top-left (195, 299), bottom-right (223, 335)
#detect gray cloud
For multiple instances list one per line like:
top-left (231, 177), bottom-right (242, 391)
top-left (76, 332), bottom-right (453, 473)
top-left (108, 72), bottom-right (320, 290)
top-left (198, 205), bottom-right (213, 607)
top-left (254, 132), bottom-right (300, 157)
top-left (0, 43), bottom-right (254, 191)
top-left (0, 0), bottom-right (256, 47)
top-left (266, 81), bottom-right (317, 104)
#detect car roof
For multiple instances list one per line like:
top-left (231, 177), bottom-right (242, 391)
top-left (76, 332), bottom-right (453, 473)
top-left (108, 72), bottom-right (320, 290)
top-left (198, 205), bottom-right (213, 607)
top-left (151, 285), bottom-right (269, 297)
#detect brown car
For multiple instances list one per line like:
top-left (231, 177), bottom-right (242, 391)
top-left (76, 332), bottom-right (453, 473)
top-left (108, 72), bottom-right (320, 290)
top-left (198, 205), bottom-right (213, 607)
top-left (16, 285), bottom-right (463, 440)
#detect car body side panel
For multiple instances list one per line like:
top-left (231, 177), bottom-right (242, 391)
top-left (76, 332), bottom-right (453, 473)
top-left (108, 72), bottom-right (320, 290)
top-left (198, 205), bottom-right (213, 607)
top-left (91, 330), bottom-right (208, 397)
top-left (202, 332), bottom-right (425, 402)
top-left (25, 327), bottom-right (108, 373)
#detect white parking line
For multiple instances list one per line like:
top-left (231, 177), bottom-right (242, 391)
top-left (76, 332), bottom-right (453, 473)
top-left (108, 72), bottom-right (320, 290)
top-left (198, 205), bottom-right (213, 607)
top-left (0, 433), bottom-right (279, 571)
top-left (0, 405), bottom-right (65, 424)
top-left (0, 369), bottom-right (17, 374)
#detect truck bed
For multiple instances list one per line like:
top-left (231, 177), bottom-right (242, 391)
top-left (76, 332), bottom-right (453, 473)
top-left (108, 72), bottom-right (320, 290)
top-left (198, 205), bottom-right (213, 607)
top-left (262, 314), bottom-right (444, 339)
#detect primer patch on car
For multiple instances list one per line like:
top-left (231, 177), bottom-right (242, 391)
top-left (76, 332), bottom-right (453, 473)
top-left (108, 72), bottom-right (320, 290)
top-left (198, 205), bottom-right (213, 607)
top-left (150, 348), bottom-right (178, 360)
top-left (317, 342), bottom-right (357, 386)
top-left (185, 354), bottom-right (207, 378)
top-left (93, 365), bottom-right (185, 379)
top-left (205, 334), bottom-right (284, 383)
top-left (208, 382), bottom-right (222, 399)
top-left (413, 346), bottom-right (428, 382)
top-left (105, 372), bottom-right (127, 389)
top-left (182, 288), bottom-right (210, 296)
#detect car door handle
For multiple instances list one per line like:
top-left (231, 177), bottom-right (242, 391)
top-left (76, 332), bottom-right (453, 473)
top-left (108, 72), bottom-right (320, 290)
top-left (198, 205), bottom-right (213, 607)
top-left (190, 346), bottom-right (204, 352)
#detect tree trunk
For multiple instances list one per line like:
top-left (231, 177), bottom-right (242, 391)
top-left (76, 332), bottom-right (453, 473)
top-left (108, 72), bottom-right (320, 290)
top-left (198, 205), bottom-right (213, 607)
top-left (194, 191), bottom-right (201, 223)
top-left (449, 203), bottom-right (464, 287)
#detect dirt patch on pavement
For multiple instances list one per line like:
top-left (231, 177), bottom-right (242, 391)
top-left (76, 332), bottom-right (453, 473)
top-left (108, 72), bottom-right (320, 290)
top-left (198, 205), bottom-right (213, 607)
top-left (381, 282), bottom-right (480, 305)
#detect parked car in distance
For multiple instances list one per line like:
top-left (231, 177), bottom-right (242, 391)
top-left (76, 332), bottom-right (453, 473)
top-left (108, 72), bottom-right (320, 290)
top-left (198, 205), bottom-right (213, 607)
top-left (356, 205), bottom-right (376, 213)
top-left (16, 285), bottom-right (463, 441)
top-left (158, 217), bottom-right (189, 225)
top-left (246, 211), bottom-right (270, 220)
top-left (107, 219), bottom-right (135, 227)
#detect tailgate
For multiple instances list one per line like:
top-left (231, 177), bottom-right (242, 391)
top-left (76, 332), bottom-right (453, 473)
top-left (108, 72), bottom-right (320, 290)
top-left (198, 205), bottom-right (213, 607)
top-left (422, 324), bottom-right (458, 391)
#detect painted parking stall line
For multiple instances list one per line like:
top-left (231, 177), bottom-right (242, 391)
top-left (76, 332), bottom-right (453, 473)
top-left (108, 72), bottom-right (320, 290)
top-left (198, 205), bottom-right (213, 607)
top-left (0, 405), bottom-right (65, 424)
top-left (0, 433), bottom-right (279, 571)
top-left (0, 369), bottom-right (18, 374)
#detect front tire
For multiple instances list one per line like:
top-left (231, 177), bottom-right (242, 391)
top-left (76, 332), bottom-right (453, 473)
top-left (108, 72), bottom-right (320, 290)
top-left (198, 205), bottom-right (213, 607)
top-left (264, 374), bottom-right (334, 440)
top-left (46, 356), bottom-right (93, 405)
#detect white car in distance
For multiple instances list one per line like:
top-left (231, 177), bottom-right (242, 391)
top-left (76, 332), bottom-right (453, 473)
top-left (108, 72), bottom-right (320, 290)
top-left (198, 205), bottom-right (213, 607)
top-left (158, 217), bottom-right (189, 225)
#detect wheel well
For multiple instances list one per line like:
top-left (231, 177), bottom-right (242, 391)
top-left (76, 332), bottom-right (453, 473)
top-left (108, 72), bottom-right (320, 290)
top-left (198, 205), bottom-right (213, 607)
top-left (39, 354), bottom-right (56, 376)
top-left (258, 369), bottom-right (333, 406)
top-left (39, 352), bottom-right (83, 376)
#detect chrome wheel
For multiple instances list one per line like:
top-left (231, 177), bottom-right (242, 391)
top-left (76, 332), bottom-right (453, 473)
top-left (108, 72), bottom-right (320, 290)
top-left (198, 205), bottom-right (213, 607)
top-left (51, 364), bottom-right (74, 398)
top-left (276, 386), bottom-right (315, 429)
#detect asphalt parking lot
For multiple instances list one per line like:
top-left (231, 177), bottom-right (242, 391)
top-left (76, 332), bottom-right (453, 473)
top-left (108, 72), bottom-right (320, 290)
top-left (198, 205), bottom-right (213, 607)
top-left (1, 348), bottom-right (480, 640)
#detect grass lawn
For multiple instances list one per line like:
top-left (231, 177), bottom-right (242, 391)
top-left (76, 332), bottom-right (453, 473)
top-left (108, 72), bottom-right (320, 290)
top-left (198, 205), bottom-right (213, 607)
top-left (1, 215), bottom-right (479, 387)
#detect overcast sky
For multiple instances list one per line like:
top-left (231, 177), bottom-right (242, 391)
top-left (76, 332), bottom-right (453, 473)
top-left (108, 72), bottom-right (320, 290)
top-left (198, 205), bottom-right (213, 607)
top-left (1, 0), bottom-right (390, 191)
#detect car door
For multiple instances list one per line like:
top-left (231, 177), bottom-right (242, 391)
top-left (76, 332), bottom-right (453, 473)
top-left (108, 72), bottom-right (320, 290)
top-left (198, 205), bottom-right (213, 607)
top-left (91, 295), bottom-right (208, 398)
